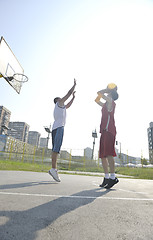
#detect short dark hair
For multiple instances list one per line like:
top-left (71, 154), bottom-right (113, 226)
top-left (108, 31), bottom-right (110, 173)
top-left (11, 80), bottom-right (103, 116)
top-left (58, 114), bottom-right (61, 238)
top-left (110, 90), bottom-right (119, 101)
top-left (54, 97), bottom-right (60, 104)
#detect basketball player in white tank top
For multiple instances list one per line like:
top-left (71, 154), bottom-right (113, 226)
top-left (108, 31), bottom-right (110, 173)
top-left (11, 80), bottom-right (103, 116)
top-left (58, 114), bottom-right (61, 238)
top-left (49, 79), bottom-right (76, 182)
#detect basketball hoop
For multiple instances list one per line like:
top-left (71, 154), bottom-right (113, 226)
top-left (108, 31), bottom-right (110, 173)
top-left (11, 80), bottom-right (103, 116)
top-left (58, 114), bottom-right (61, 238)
top-left (0, 37), bottom-right (29, 93)
top-left (7, 73), bottom-right (28, 83)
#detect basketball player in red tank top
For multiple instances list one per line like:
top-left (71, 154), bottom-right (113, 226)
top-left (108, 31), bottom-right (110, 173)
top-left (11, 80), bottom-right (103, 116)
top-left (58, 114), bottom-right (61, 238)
top-left (95, 85), bottom-right (119, 189)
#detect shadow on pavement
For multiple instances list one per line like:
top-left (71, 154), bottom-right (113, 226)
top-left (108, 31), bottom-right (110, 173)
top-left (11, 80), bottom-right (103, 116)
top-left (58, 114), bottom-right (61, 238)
top-left (0, 186), bottom-right (112, 240)
top-left (0, 181), bottom-right (57, 190)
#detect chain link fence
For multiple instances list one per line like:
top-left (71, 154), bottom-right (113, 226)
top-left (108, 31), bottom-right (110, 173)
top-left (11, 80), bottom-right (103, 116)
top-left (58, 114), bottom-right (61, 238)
top-left (0, 135), bottom-right (101, 171)
top-left (0, 135), bottom-right (150, 171)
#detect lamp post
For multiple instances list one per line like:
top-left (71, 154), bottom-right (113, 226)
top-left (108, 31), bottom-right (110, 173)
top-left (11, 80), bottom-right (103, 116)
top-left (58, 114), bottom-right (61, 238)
top-left (116, 140), bottom-right (122, 165)
top-left (92, 129), bottom-right (97, 159)
top-left (1, 124), bottom-right (11, 135)
top-left (44, 124), bottom-right (52, 149)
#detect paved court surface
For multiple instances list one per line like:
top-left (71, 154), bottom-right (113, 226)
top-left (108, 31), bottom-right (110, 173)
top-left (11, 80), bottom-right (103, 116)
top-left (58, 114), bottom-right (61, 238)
top-left (0, 170), bottom-right (153, 240)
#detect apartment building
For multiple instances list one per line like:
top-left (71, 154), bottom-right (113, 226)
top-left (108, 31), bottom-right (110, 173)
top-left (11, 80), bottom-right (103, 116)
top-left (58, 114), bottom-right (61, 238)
top-left (28, 131), bottom-right (41, 147)
top-left (0, 106), bottom-right (11, 135)
top-left (8, 122), bottom-right (30, 143)
top-left (147, 122), bottom-right (153, 163)
top-left (39, 137), bottom-right (48, 148)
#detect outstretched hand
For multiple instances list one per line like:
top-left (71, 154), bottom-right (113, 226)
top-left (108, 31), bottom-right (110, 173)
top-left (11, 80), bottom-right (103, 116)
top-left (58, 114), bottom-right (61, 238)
top-left (74, 78), bottom-right (77, 86)
top-left (73, 91), bottom-right (76, 98)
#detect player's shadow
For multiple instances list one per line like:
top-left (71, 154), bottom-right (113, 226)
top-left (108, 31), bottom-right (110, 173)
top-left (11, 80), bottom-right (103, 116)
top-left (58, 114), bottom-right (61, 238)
top-left (0, 187), bottom-right (113, 240)
top-left (0, 181), bottom-right (57, 190)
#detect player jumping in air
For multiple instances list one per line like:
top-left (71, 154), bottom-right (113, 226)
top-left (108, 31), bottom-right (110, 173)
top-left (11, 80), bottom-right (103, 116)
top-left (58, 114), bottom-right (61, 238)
top-left (49, 79), bottom-right (76, 182)
top-left (95, 84), bottom-right (119, 189)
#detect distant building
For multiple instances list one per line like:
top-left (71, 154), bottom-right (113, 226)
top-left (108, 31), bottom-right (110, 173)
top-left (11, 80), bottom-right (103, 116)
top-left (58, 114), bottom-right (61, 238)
top-left (39, 137), bottom-right (48, 148)
top-left (8, 122), bottom-right (29, 143)
top-left (0, 106), bottom-right (11, 135)
top-left (28, 131), bottom-right (41, 147)
top-left (147, 122), bottom-right (153, 163)
top-left (60, 150), bottom-right (70, 159)
top-left (84, 147), bottom-right (92, 159)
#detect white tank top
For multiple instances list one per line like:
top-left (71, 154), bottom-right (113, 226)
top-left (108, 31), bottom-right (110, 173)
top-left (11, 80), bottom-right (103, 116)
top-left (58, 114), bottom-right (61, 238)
top-left (52, 103), bottom-right (66, 130)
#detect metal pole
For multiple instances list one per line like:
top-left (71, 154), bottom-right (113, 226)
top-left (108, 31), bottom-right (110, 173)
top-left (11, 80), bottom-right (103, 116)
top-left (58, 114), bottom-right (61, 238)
top-left (92, 137), bottom-right (95, 160)
top-left (92, 129), bottom-right (97, 160)
top-left (68, 149), bottom-right (72, 170)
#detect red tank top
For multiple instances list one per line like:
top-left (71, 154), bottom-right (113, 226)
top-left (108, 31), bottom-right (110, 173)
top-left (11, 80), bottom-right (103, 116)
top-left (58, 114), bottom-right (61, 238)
top-left (100, 101), bottom-right (116, 136)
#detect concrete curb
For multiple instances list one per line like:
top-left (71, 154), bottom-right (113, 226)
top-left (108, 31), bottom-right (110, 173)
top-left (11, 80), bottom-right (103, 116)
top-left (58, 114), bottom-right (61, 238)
top-left (58, 170), bottom-right (134, 178)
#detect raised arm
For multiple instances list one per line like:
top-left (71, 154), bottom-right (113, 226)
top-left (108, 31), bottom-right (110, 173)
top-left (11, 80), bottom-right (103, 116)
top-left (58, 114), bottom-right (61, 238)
top-left (97, 88), bottom-right (112, 103)
top-left (58, 79), bottom-right (76, 107)
top-left (95, 88), bottom-right (112, 109)
top-left (66, 91), bottom-right (76, 109)
top-left (95, 93), bottom-right (104, 107)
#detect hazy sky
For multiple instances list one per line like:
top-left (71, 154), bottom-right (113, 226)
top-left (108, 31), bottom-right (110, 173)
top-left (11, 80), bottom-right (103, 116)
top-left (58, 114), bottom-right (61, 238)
top-left (1, 0), bottom-right (153, 158)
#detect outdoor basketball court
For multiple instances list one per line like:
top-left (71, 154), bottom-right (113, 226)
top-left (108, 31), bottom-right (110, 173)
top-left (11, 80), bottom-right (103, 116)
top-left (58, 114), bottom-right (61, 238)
top-left (0, 36), bottom-right (153, 239)
top-left (0, 170), bottom-right (153, 240)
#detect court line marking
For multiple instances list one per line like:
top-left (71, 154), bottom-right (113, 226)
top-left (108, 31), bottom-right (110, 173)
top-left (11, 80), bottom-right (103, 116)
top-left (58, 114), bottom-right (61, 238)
top-left (118, 188), bottom-right (148, 195)
top-left (0, 191), bottom-right (153, 201)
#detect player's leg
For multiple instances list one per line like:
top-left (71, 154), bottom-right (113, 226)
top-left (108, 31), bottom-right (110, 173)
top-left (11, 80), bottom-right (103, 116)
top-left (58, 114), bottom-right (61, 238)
top-left (99, 132), bottom-right (110, 187)
top-left (101, 157), bottom-right (109, 174)
top-left (107, 155), bottom-right (115, 174)
top-left (51, 128), bottom-right (58, 169)
top-left (49, 127), bottom-right (64, 182)
top-left (52, 151), bottom-right (58, 169)
top-left (49, 151), bottom-right (60, 182)
top-left (105, 131), bottom-right (116, 177)
top-left (99, 157), bottom-right (110, 187)
top-left (106, 155), bottom-right (119, 187)
top-left (105, 132), bottom-right (119, 188)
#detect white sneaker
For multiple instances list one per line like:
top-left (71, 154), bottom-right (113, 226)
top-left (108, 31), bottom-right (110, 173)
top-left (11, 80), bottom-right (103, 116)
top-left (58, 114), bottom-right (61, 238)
top-left (48, 168), bottom-right (61, 182)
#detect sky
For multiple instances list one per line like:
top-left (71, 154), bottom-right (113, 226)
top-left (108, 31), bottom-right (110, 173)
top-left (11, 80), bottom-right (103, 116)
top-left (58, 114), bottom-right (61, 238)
top-left (1, 0), bottom-right (153, 158)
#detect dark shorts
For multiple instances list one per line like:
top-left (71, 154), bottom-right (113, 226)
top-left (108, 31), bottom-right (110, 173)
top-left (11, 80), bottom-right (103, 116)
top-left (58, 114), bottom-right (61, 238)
top-left (99, 130), bottom-right (116, 158)
top-left (52, 127), bottom-right (64, 153)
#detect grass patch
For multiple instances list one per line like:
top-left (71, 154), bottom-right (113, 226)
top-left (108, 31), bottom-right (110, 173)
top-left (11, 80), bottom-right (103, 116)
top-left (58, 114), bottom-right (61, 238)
top-left (0, 160), bottom-right (50, 172)
top-left (0, 160), bottom-right (153, 180)
top-left (116, 167), bottom-right (153, 180)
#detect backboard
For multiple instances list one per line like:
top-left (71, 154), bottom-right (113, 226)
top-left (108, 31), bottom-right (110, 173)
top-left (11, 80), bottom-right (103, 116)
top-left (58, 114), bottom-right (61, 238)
top-left (0, 37), bottom-right (24, 94)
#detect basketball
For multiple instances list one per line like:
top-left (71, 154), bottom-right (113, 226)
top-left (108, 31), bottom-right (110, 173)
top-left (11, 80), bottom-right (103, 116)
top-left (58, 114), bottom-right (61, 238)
top-left (107, 83), bottom-right (117, 90)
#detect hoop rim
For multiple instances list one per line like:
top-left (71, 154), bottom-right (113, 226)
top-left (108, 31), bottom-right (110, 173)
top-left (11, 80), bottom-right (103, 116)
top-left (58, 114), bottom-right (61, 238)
top-left (8, 73), bottom-right (28, 83)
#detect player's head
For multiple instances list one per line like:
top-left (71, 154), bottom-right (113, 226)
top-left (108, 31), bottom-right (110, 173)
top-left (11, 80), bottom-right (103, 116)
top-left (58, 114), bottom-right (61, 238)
top-left (54, 97), bottom-right (61, 104)
top-left (110, 90), bottom-right (119, 101)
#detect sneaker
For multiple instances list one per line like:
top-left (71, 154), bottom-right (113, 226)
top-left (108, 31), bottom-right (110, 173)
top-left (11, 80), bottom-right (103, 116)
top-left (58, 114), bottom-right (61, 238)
top-left (105, 177), bottom-right (119, 189)
top-left (48, 168), bottom-right (61, 182)
top-left (99, 178), bottom-right (110, 187)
